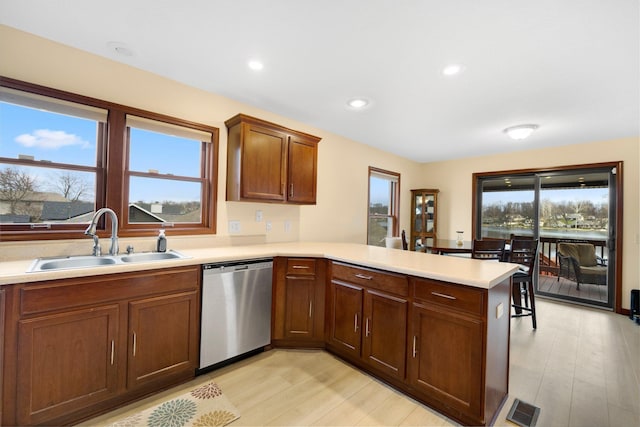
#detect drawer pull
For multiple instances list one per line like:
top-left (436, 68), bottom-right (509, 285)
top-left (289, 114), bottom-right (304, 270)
top-left (431, 291), bottom-right (457, 300)
top-left (354, 313), bottom-right (359, 332)
top-left (292, 265), bottom-right (309, 269)
top-left (110, 340), bottom-right (115, 365)
top-left (365, 318), bottom-right (370, 337)
top-left (354, 273), bottom-right (373, 280)
top-left (412, 336), bottom-right (417, 358)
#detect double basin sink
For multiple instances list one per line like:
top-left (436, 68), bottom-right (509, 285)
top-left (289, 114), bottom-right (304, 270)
top-left (28, 250), bottom-right (189, 272)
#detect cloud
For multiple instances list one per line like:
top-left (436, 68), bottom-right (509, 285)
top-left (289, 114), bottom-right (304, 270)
top-left (15, 129), bottom-right (91, 150)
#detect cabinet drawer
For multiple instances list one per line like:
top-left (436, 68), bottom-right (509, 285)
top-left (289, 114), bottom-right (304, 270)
top-left (286, 258), bottom-right (316, 276)
top-left (412, 277), bottom-right (485, 316)
top-left (332, 262), bottom-right (408, 297)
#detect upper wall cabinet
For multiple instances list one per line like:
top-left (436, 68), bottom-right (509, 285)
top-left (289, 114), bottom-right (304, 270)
top-left (225, 114), bottom-right (321, 204)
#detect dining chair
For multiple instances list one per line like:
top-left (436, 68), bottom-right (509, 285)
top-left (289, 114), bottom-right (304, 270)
top-left (401, 230), bottom-right (409, 250)
top-left (471, 239), bottom-right (506, 260)
top-left (509, 239), bottom-right (539, 329)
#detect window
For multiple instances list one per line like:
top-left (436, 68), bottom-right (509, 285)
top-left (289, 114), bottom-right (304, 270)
top-left (367, 167), bottom-right (400, 246)
top-left (0, 77), bottom-right (218, 240)
top-left (0, 86), bottom-right (106, 231)
top-left (123, 115), bottom-right (214, 232)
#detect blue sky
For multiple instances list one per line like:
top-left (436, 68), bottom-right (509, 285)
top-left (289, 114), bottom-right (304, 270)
top-left (0, 101), bottom-right (202, 203)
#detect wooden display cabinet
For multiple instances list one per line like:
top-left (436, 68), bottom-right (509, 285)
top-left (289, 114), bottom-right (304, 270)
top-left (410, 188), bottom-right (439, 251)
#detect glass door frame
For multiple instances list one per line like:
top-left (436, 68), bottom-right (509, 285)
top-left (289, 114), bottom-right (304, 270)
top-left (472, 161), bottom-right (624, 313)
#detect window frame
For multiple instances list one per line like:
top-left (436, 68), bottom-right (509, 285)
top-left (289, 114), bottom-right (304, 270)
top-left (0, 76), bottom-right (219, 240)
top-left (367, 166), bottom-right (400, 246)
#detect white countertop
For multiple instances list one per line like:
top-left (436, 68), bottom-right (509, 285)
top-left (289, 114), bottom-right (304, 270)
top-left (0, 242), bottom-right (518, 289)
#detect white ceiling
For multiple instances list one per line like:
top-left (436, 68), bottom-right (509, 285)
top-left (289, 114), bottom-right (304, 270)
top-left (1, 0), bottom-right (638, 163)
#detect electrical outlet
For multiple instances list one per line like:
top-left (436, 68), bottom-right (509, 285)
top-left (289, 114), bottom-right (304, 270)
top-left (284, 220), bottom-right (291, 233)
top-left (266, 221), bottom-right (272, 232)
top-left (496, 302), bottom-right (504, 319)
top-left (255, 210), bottom-right (263, 222)
top-left (228, 220), bottom-right (241, 233)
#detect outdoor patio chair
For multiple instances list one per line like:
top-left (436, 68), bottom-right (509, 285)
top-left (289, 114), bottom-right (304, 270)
top-left (557, 242), bottom-right (607, 289)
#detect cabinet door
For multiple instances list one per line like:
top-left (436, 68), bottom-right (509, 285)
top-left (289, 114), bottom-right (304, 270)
top-left (283, 276), bottom-right (316, 339)
top-left (16, 305), bottom-right (119, 426)
top-left (408, 302), bottom-right (484, 418)
top-left (127, 290), bottom-right (199, 390)
top-left (241, 123), bottom-right (288, 201)
top-left (287, 136), bottom-right (318, 204)
top-left (362, 289), bottom-right (407, 380)
top-left (327, 281), bottom-right (363, 357)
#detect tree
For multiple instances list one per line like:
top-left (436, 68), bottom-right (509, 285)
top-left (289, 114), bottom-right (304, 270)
top-left (51, 171), bottom-right (92, 201)
top-left (0, 167), bottom-right (38, 214)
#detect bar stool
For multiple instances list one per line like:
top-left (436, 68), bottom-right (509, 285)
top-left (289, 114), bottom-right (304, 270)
top-left (509, 239), bottom-right (539, 329)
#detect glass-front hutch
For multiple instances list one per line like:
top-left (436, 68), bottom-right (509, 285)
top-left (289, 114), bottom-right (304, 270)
top-left (410, 189), bottom-right (439, 251)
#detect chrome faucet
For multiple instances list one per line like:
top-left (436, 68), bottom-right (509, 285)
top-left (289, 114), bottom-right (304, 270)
top-left (84, 207), bottom-right (119, 256)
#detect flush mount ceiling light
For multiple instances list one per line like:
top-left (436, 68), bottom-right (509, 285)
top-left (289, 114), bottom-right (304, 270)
top-left (503, 124), bottom-right (539, 140)
top-left (346, 98), bottom-right (370, 109)
top-left (442, 64), bottom-right (464, 76)
top-left (248, 60), bottom-right (264, 71)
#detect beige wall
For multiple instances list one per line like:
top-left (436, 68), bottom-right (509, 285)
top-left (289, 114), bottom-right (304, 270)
top-left (1, 26), bottom-right (638, 309)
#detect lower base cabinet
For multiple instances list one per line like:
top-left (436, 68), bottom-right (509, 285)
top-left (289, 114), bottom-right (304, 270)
top-left (2, 266), bottom-right (200, 426)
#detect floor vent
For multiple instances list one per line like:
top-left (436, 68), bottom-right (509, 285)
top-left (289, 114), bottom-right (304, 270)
top-left (506, 398), bottom-right (540, 427)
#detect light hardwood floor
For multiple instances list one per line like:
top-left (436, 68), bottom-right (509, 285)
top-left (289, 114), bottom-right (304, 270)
top-left (81, 299), bottom-right (640, 427)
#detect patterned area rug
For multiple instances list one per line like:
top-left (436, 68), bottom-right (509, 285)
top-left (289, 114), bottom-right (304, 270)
top-left (109, 382), bottom-right (240, 427)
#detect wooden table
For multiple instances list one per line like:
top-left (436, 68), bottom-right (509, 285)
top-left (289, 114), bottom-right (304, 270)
top-left (426, 239), bottom-right (472, 255)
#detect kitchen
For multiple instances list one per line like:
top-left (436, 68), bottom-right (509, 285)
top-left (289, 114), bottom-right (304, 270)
top-left (0, 2), bottom-right (639, 426)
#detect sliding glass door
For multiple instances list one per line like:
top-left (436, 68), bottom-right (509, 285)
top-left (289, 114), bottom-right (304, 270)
top-left (475, 165), bottom-right (617, 309)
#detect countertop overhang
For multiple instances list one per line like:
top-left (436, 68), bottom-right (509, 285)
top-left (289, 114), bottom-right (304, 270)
top-left (0, 242), bottom-right (518, 288)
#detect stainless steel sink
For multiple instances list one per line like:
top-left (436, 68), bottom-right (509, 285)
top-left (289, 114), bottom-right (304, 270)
top-left (34, 256), bottom-right (118, 271)
top-left (120, 251), bottom-right (184, 263)
top-left (27, 250), bottom-right (189, 272)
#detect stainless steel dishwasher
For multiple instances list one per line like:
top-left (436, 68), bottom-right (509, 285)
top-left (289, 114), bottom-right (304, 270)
top-left (199, 258), bottom-right (273, 371)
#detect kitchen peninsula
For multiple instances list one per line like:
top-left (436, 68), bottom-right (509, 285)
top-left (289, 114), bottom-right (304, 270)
top-left (0, 242), bottom-right (517, 426)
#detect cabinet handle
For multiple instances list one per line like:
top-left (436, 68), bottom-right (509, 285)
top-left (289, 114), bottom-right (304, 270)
top-left (354, 313), bottom-right (359, 332)
top-left (110, 340), bottom-right (115, 365)
top-left (355, 273), bottom-right (373, 280)
top-left (289, 183), bottom-right (294, 198)
top-left (292, 265), bottom-right (309, 269)
top-left (431, 291), bottom-right (457, 300)
top-left (365, 318), bottom-right (370, 337)
top-left (309, 301), bottom-right (313, 318)
top-left (132, 331), bottom-right (137, 357)
top-left (412, 336), bottom-right (417, 358)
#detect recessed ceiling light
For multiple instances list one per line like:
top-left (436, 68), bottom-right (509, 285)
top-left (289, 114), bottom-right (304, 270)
top-left (503, 124), bottom-right (539, 140)
top-left (347, 98), bottom-right (369, 109)
top-left (107, 42), bottom-right (134, 57)
top-left (442, 64), bottom-right (464, 76)
top-left (248, 60), bottom-right (264, 71)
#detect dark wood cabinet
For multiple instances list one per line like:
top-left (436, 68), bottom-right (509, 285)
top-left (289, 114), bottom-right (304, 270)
top-left (16, 305), bottom-right (120, 425)
top-left (225, 114), bottom-right (320, 204)
top-left (272, 257), bottom-right (326, 346)
top-left (362, 289), bottom-right (407, 380)
top-left (408, 276), bottom-right (510, 426)
top-left (2, 266), bottom-right (200, 426)
top-left (327, 262), bottom-right (408, 381)
top-left (127, 290), bottom-right (199, 390)
top-left (408, 302), bottom-right (483, 417)
top-left (327, 280), bottom-right (363, 357)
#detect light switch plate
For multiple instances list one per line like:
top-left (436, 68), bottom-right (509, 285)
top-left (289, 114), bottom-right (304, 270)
top-left (496, 302), bottom-right (504, 319)
top-left (255, 210), bottom-right (263, 222)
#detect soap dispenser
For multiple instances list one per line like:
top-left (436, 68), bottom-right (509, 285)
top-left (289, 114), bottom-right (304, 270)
top-left (156, 229), bottom-right (167, 252)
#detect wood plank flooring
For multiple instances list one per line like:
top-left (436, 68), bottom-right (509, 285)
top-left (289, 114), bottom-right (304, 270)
top-left (538, 274), bottom-right (608, 303)
top-left (80, 299), bottom-right (639, 427)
